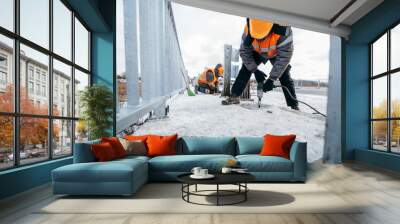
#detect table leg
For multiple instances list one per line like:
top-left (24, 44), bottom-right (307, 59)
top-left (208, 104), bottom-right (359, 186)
top-left (187, 184), bottom-right (190, 202)
top-left (245, 183), bottom-right (247, 201)
top-left (181, 184), bottom-right (183, 199)
top-left (217, 184), bottom-right (219, 206)
top-left (195, 184), bottom-right (198, 192)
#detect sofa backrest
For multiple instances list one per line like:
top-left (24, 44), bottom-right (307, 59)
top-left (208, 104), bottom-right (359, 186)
top-left (73, 140), bottom-right (100, 163)
top-left (235, 136), bottom-right (263, 155)
top-left (73, 136), bottom-right (301, 160)
top-left (177, 136), bottom-right (236, 155)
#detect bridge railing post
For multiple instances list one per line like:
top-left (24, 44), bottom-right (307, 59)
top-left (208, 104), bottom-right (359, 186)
top-left (123, 0), bottom-right (140, 107)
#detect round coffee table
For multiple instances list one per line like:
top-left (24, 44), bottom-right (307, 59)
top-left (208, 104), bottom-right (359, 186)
top-left (177, 173), bottom-right (255, 206)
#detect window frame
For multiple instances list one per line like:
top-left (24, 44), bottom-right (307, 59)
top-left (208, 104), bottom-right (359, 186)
top-left (0, 53), bottom-right (8, 89)
top-left (370, 20), bottom-right (400, 154)
top-left (0, 71), bottom-right (7, 85)
top-left (0, 0), bottom-right (92, 171)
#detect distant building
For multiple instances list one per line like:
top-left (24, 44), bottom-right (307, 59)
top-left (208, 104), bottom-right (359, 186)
top-left (0, 41), bottom-right (77, 146)
top-left (117, 73), bottom-right (127, 106)
top-left (117, 72), bottom-right (143, 109)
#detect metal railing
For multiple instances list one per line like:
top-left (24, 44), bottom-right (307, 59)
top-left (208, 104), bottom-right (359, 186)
top-left (117, 0), bottom-right (188, 134)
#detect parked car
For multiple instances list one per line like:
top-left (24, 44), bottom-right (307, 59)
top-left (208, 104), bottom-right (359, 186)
top-left (9, 150), bottom-right (32, 160)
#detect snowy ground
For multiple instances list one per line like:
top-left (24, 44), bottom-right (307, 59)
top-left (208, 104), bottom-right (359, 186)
top-left (135, 88), bottom-right (327, 162)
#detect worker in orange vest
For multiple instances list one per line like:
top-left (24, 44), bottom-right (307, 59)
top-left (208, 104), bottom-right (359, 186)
top-left (196, 64), bottom-right (224, 94)
top-left (222, 18), bottom-right (299, 110)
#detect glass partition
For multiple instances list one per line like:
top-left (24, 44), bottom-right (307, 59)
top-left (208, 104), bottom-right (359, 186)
top-left (0, 0), bottom-right (91, 170)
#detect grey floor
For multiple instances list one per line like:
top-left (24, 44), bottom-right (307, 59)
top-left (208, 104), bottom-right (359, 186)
top-left (1, 161), bottom-right (400, 224)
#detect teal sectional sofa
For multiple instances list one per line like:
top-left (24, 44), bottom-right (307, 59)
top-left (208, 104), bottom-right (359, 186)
top-left (52, 136), bottom-right (307, 196)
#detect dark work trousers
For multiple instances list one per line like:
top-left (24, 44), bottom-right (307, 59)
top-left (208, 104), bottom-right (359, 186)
top-left (197, 83), bottom-right (217, 94)
top-left (231, 53), bottom-right (298, 107)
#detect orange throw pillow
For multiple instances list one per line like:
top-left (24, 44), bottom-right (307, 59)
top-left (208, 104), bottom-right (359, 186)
top-left (146, 134), bottom-right (178, 157)
top-left (91, 142), bottom-right (117, 162)
top-left (101, 137), bottom-right (127, 158)
top-left (124, 135), bottom-right (150, 141)
top-left (124, 134), bottom-right (153, 149)
top-left (260, 134), bottom-right (296, 159)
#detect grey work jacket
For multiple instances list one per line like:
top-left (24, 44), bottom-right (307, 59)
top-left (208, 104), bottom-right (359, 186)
top-left (239, 27), bottom-right (293, 81)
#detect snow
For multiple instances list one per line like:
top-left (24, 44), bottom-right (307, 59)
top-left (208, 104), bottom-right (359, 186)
top-left (135, 89), bottom-right (327, 162)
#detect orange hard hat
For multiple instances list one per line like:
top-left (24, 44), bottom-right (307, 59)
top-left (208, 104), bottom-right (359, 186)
top-left (249, 18), bottom-right (273, 39)
top-left (218, 66), bottom-right (224, 76)
top-left (215, 64), bottom-right (224, 76)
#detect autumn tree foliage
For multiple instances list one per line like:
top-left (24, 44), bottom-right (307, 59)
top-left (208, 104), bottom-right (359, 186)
top-left (391, 100), bottom-right (400, 143)
top-left (372, 99), bottom-right (400, 144)
top-left (0, 85), bottom-right (59, 152)
top-left (0, 116), bottom-right (12, 150)
top-left (0, 85), bottom-right (14, 150)
top-left (372, 100), bottom-right (388, 141)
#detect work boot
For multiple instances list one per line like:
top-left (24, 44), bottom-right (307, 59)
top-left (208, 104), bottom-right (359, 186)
top-left (222, 96), bottom-right (240, 105)
top-left (291, 105), bottom-right (300, 111)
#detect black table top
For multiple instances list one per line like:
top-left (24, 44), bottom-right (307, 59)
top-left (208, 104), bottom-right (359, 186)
top-left (177, 172), bottom-right (255, 185)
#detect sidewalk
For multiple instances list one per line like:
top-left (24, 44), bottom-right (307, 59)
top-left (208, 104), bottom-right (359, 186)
top-left (136, 91), bottom-right (327, 162)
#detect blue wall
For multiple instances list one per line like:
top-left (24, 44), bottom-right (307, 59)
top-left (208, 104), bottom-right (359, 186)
top-left (92, 32), bottom-right (116, 135)
top-left (344, 0), bottom-right (400, 170)
top-left (0, 0), bottom-right (116, 200)
top-left (355, 149), bottom-right (400, 172)
top-left (0, 158), bottom-right (72, 199)
top-left (344, 43), bottom-right (369, 159)
top-left (92, 33), bottom-right (114, 88)
top-left (91, 0), bottom-right (116, 135)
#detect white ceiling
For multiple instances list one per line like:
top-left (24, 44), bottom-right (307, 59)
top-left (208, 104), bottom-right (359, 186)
top-left (225, 0), bottom-right (352, 22)
top-left (172, 0), bottom-right (384, 38)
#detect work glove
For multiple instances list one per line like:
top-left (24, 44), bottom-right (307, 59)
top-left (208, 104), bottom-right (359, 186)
top-left (263, 79), bottom-right (275, 92)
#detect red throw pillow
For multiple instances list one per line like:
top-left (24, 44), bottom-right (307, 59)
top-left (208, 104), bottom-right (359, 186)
top-left (101, 137), bottom-right (127, 158)
top-left (146, 134), bottom-right (178, 157)
top-left (260, 134), bottom-right (296, 159)
top-left (91, 142), bottom-right (118, 162)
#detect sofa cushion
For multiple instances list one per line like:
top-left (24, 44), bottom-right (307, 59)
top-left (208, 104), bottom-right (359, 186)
top-left (124, 134), bottom-right (151, 142)
top-left (147, 134), bottom-right (178, 157)
top-left (236, 137), bottom-right (263, 155)
top-left (73, 140), bottom-right (100, 163)
top-left (260, 134), bottom-right (296, 159)
top-left (115, 155), bottom-right (150, 163)
top-left (119, 138), bottom-right (148, 156)
top-left (178, 136), bottom-right (236, 155)
top-left (91, 142), bottom-right (118, 162)
top-left (124, 135), bottom-right (153, 149)
top-left (53, 158), bottom-right (147, 183)
top-left (236, 155), bottom-right (293, 172)
top-left (149, 154), bottom-right (235, 172)
top-left (101, 137), bottom-right (127, 158)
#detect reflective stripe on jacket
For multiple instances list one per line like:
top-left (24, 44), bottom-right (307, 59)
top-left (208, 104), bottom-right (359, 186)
top-left (240, 25), bottom-right (293, 80)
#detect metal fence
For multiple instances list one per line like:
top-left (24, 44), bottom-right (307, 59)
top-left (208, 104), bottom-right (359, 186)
top-left (117, 0), bottom-right (188, 134)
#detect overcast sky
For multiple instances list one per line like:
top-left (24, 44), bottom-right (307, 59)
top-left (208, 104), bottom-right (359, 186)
top-left (117, 1), bottom-right (331, 82)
